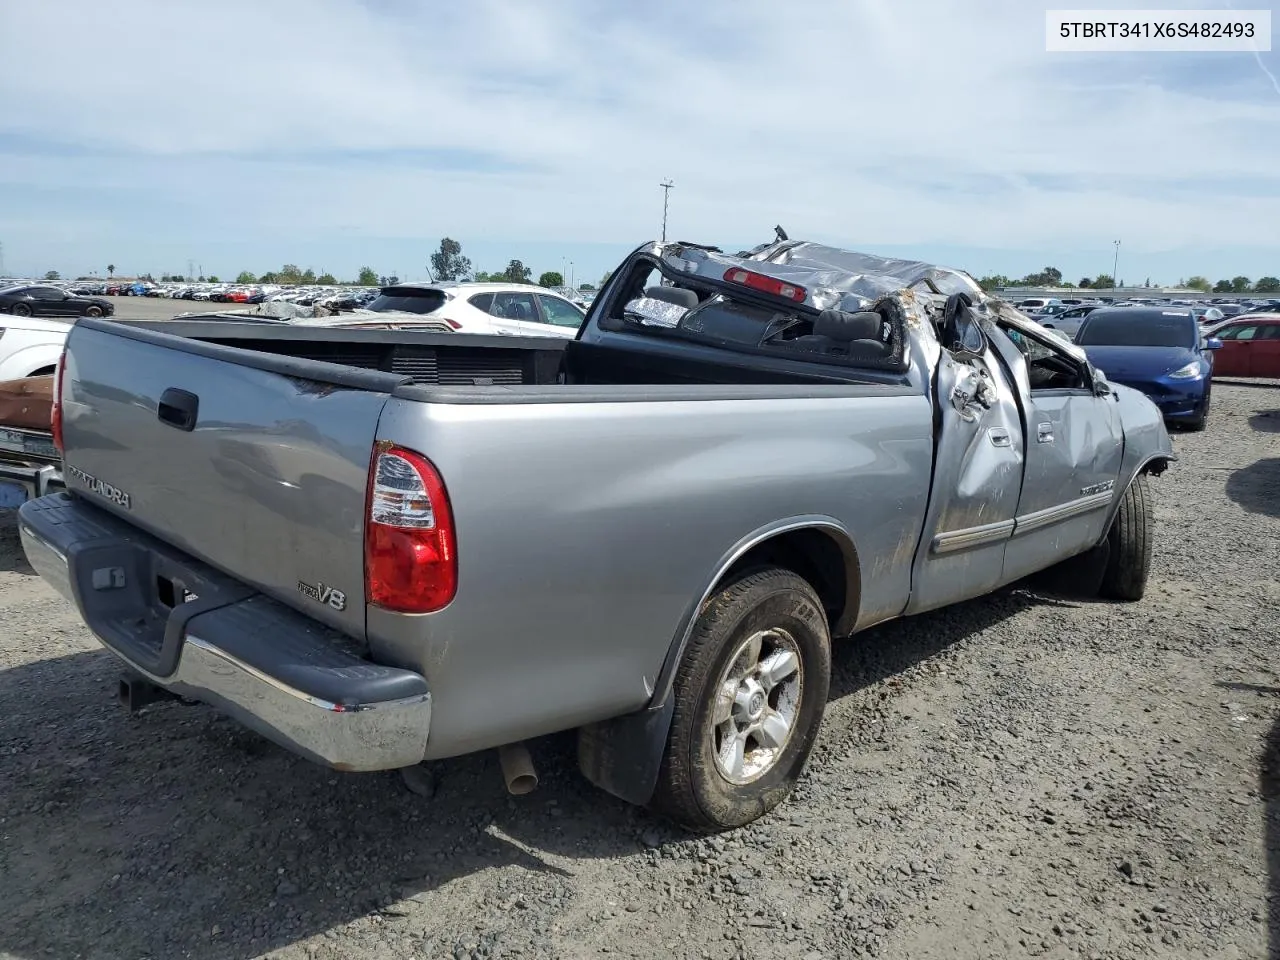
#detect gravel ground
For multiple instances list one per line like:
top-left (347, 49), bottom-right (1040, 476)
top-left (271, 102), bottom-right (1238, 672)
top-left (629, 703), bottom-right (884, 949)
top-left (1, 381), bottom-right (1278, 960)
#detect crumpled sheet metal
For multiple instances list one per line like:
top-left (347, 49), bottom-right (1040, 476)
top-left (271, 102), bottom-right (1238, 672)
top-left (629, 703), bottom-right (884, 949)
top-left (762, 242), bottom-right (983, 306)
top-left (985, 298), bottom-right (1090, 364)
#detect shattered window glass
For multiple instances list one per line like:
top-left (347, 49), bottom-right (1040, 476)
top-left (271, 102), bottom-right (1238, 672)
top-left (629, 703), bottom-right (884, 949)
top-left (623, 296), bottom-right (690, 328)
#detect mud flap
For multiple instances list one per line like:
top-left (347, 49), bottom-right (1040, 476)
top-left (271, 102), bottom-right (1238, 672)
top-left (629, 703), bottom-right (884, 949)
top-left (577, 697), bottom-right (676, 807)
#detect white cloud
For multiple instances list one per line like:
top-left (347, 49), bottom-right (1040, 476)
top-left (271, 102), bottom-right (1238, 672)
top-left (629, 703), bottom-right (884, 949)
top-left (0, 0), bottom-right (1278, 276)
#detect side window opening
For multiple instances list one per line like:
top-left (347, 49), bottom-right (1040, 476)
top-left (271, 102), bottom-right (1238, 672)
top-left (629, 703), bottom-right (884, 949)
top-left (999, 324), bottom-right (1088, 391)
top-left (538, 295), bottom-right (585, 328)
top-left (491, 293), bottom-right (537, 321)
top-left (1219, 325), bottom-right (1256, 341)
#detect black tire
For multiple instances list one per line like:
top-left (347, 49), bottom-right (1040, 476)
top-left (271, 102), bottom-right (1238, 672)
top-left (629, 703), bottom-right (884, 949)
top-left (650, 567), bottom-right (831, 832)
top-left (1099, 473), bottom-right (1153, 601)
top-left (12, 303), bottom-right (32, 318)
top-left (84, 305), bottom-right (104, 318)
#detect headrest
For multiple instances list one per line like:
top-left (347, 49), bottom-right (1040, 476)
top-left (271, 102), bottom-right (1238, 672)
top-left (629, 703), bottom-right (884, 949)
top-left (644, 285), bottom-right (699, 310)
top-left (812, 309), bottom-right (891, 343)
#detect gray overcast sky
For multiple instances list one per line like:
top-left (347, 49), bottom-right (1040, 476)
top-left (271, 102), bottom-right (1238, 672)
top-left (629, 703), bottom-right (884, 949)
top-left (1, 0), bottom-right (1278, 286)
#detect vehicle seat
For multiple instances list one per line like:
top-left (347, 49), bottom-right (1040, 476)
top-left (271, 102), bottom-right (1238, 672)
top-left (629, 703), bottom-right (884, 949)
top-left (786, 309), bottom-right (893, 359)
top-left (644, 285), bottom-right (699, 309)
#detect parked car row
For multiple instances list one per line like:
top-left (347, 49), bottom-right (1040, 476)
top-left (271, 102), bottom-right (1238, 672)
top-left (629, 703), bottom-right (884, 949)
top-left (338, 281), bottom-right (587, 337)
top-left (1015, 300), bottom-right (1280, 433)
top-left (178, 281), bottom-right (591, 337)
top-left (0, 284), bottom-right (114, 322)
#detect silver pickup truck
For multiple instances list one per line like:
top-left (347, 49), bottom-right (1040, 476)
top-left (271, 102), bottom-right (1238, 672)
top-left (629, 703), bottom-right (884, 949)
top-left (18, 237), bottom-right (1174, 831)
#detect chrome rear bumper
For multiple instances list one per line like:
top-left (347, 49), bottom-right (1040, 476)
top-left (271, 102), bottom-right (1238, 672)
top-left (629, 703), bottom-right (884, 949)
top-left (0, 458), bottom-right (63, 504)
top-left (19, 495), bottom-right (431, 772)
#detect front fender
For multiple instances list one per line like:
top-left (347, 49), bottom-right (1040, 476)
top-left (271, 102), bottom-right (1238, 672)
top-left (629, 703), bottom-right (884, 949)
top-left (1097, 384), bottom-right (1175, 538)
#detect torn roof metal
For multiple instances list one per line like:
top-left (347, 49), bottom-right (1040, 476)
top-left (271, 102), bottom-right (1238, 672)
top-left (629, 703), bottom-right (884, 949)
top-left (755, 241), bottom-right (984, 303)
top-left (657, 238), bottom-right (983, 313)
top-left (653, 236), bottom-right (1089, 362)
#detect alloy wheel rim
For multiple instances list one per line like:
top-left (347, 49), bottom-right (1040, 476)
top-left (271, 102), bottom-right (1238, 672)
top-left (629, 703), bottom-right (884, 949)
top-left (709, 628), bottom-right (803, 785)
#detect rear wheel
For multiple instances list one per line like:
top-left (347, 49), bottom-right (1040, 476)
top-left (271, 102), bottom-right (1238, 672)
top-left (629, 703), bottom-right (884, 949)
top-left (1100, 473), bottom-right (1154, 601)
top-left (12, 303), bottom-right (32, 318)
top-left (650, 567), bottom-right (831, 832)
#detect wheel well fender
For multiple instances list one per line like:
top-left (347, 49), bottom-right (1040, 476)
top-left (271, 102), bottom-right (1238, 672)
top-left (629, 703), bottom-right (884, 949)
top-left (653, 518), bottom-right (860, 708)
top-left (578, 518), bottom-right (859, 806)
top-left (1096, 453), bottom-right (1173, 544)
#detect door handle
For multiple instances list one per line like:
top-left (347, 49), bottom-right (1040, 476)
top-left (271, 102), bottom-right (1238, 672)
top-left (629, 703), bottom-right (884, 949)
top-left (987, 427), bottom-right (1012, 447)
top-left (1037, 422), bottom-right (1054, 444)
top-left (157, 388), bottom-right (199, 431)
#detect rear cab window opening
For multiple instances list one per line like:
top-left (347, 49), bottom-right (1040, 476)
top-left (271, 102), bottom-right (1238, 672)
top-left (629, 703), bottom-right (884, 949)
top-left (599, 256), bottom-right (907, 373)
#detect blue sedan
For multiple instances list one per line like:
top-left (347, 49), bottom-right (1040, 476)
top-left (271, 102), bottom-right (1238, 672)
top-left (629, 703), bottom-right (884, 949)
top-left (1074, 307), bottom-right (1222, 431)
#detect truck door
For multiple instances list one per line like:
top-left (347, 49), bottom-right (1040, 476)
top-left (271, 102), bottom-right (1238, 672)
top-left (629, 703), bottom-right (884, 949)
top-left (987, 322), bottom-right (1124, 584)
top-left (905, 330), bottom-right (1025, 616)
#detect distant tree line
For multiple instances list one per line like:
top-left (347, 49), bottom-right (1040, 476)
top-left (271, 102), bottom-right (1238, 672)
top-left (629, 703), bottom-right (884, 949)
top-left (426, 238), bottom-right (601, 289)
top-left (974, 265), bottom-right (1280, 294)
top-left (1182, 275), bottom-right (1280, 293)
top-left (74, 238), bottom-right (612, 291)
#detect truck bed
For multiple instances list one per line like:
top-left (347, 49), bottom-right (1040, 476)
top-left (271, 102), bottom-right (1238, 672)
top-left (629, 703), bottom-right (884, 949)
top-left (118, 320), bottom-right (569, 388)
top-left (122, 319), bottom-right (911, 393)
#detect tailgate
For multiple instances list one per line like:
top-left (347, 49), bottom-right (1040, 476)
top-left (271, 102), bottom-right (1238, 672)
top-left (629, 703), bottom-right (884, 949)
top-left (60, 320), bottom-right (405, 641)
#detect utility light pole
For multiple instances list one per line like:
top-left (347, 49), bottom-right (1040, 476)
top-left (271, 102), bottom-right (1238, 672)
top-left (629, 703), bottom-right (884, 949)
top-left (659, 179), bottom-right (675, 242)
top-left (1112, 240), bottom-right (1121, 289)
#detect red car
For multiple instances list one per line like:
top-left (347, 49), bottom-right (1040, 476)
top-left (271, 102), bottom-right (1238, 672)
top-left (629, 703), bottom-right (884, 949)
top-left (1209, 315), bottom-right (1280, 378)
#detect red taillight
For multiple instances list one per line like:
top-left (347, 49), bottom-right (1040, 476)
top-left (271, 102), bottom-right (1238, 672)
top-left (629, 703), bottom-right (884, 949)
top-left (722, 268), bottom-right (807, 303)
top-left (51, 347), bottom-right (67, 454)
top-left (442, 317), bottom-right (462, 330)
top-left (364, 444), bottom-right (457, 613)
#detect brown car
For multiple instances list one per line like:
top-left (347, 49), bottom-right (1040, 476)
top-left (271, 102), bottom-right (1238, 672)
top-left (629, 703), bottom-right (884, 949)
top-left (1210, 315), bottom-right (1280, 378)
top-left (0, 374), bottom-right (61, 505)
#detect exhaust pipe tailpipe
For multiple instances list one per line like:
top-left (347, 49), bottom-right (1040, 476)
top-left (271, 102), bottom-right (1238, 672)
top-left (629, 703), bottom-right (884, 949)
top-left (117, 673), bottom-right (178, 713)
top-left (498, 742), bottom-right (538, 796)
